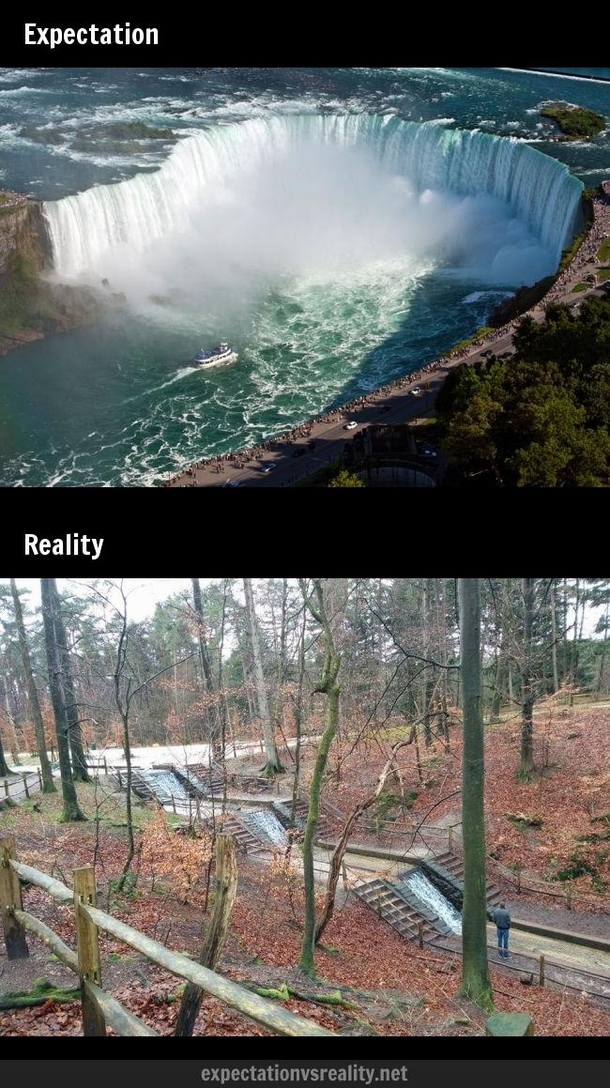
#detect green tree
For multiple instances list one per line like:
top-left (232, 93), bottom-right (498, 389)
top-left (328, 470), bottom-right (365, 487)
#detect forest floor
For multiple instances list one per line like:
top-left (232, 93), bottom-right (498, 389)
top-left (1, 699), bottom-right (609, 1039)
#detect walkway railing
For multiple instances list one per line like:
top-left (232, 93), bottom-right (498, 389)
top-left (0, 835), bottom-right (334, 1037)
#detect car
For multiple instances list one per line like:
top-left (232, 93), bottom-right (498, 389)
top-left (481, 349), bottom-right (494, 358)
top-left (259, 463), bottom-right (277, 474)
top-left (344, 421), bottom-right (358, 430)
top-left (222, 479), bottom-right (242, 487)
top-left (409, 386), bottom-right (423, 396)
top-left (422, 447), bottom-right (438, 459)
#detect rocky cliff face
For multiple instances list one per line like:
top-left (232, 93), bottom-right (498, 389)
top-left (0, 196), bottom-right (50, 275)
top-left (0, 191), bottom-right (98, 356)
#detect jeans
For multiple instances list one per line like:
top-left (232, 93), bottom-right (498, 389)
top-left (497, 927), bottom-right (509, 956)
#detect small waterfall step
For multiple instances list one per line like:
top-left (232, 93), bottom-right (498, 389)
top-left (187, 762), bottom-right (226, 794)
top-left (352, 878), bottom-right (447, 944)
top-left (216, 813), bottom-right (277, 855)
top-left (273, 798), bottom-right (334, 840)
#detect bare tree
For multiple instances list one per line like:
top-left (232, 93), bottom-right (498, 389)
top-left (40, 579), bottom-right (86, 823)
top-left (174, 833), bottom-right (237, 1036)
top-left (191, 578), bottom-right (222, 761)
top-left (9, 580), bottom-right (56, 792)
top-left (242, 578), bottom-right (284, 776)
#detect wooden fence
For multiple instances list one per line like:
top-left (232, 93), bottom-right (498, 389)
top-left (1, 771), bottom-right (43, 805)
top-left (0, 836), bottom-right (334, 1038)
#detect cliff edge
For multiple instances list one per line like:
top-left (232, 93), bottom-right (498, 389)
top-left (0, 191), bottom-right (100, 357)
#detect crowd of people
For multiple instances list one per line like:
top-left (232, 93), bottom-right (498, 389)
top-left (163, 184), bottom-right (610, 488)
top-left (545, 188), bottom-right (610, 303)
top-left (0, 189), bottom-right (28, 209)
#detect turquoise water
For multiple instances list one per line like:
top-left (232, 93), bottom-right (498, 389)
top-left (0, 67), bottom-right (608, 487)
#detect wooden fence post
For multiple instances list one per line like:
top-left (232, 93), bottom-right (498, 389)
top-left (0, 836), bottom-right (29, 959)
top-left (418, 921), bottom-right (424, 949)
top-left (539, 954), bottom-right (545, 987)
top-left (73, 866), bottom-right (106, 1037)
top-left (23, 775), bottom-right (29, 799)
top-left (37, 769), bottom-right (42, 790)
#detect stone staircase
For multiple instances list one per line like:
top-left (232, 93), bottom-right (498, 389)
top-left (187, 762), bottom-right (226, 794)
top-left (353, 851), bottom-right (505, 944)
top-left (431, 851), bottom-right (504, 916)
top-left (214, 813), bottom-right (275, 855)
top-left (272, 798), bottom-right (335, 840)
top-left (352, 878), bottom-right (449, 945)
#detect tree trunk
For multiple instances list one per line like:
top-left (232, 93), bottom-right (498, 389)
top-left (0, 673), bottom-right (21, 764)
top-left (174, 833), bottom-right (238, 1036)
top-left (9, 580), bottom-right (56, 792)
top-left (290, 608), bottom-right (307, 828)
top-left (315, 795), bottom-right (375, 944)
top-left (0, 728), bottom-right (10, 777)
top-left (457, 578), bottom-right (493, 1012)
top-left (243, 578), bottom-right (283, 776)
top-left (192, 578), bottom-right (222, 761)
top-left (550, 580), bottom-right (560, 694)
top-left (48, 586), bottom-right (89, 783)
top-left (298, 580), bottom-right (340, 978)
top-left (519, 577), bottom-right (536, 779)
top-left (422, 578), bottom-right (434, 746)
top-left (40, 580), bottom-right (86, 823)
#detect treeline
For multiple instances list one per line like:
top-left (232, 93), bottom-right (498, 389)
top-left (1, 578), bottom-right (609, 765)
top-left (437, 294), bottom-right (610, 486)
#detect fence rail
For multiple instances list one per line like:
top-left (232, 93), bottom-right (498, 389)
top-left (1, 771), bottom-right (43, 805)
top-left (0, 835), bottom-right (335, 1038)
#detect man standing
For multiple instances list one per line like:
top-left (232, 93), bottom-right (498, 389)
top-left (493, 901), bottom-right (511, 958)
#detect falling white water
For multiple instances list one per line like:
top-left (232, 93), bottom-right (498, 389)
top-left (240, 808), bottom-right (289, 847)
top-left (403, 870), bottom-right (463, 934)
top-left (43, 113), bottom-right (584, 299)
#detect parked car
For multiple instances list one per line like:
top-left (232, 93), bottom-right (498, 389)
top-left (259, 463), bottom-right (277, 473)
top-left (344, 421), bottom-right (358, 430)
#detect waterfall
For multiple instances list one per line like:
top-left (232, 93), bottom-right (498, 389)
top-left (240, 808), bottom-right (289, 847)
top-left (402, 871), bottom-right (463, 934)
top-left (43, 114), bottom-right (584, 279)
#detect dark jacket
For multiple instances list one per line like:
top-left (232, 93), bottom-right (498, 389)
top-left (493, 907), bottom-right (511, 929)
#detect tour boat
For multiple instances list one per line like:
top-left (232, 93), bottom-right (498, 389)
top-left (194, 342), bottom-right (237, 368)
